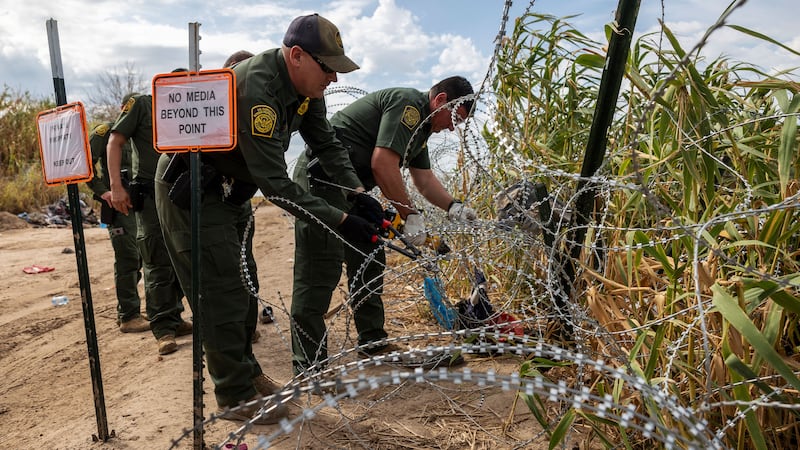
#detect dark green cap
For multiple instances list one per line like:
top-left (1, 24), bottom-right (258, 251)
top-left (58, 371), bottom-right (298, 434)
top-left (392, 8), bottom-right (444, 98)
top-left (283, 13), bottom-right (359, 73)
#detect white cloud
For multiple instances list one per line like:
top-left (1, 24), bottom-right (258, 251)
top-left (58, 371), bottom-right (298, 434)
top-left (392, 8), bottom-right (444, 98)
top-left (1, 0), bottom-right (796, 105)
top-left (346, 0), bottom-right (433, 76)
top-left (430, 34), bottom-right (487, 83)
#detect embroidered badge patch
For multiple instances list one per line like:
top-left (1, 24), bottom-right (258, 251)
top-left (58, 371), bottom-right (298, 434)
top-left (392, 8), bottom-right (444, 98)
top-left (297, 97), bottom-right (309, 115)
top-left (401, 105), bottom-right (420, 130)
top-left (122, 96), bottom-right (136, 113)
top-left (252, 105), bottom-right (277, 138)
top-left (94, 123), bottom-right (110, 136)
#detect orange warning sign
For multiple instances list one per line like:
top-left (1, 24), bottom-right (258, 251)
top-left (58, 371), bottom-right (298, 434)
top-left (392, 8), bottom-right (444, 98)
top-left (152, 69), bottom-right (237, 152)
top-left (35, 102), bottom-right (93, 186)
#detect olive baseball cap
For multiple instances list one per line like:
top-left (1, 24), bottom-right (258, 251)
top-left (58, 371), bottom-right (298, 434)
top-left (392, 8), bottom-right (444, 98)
top-left (283, 13), bottom-right (359, 73)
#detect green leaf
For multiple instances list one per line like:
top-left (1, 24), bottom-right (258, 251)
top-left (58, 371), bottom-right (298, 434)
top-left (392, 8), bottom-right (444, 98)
top-left (742, 279), bottom-right (800, 315)
top-left (575, 411), bottom-right (617, 447)
top-left (712, 284), bottom-right (800, 392)
top-left (549, 408), bottom-right (576, 450)
top-left (634, 231), bottom-right (674, 278)
top-left (734, 376), bottom-right (769, 450)
top-left (725, 353), bottom-right (775, 396)
top-left (728, 25), bottom-right (800, 57)
top-left (758, 209), bottom-right (788, 246)
top-left (644, 325), bottom-right (666, 379)
top-left (575, 53), bottom-right (606, 69)
top-left (521, 393), bottom-right (550, 430)
top-left (661, 24), bottom-right (686, 59)
top-left (777, 93), bottom-right (799, 197)
top-left (725, 353), bottom-right (769, 450)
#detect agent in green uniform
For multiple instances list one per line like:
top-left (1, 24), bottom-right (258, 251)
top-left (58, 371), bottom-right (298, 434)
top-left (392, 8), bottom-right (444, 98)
top-left (155, 14), bottom-right (379, 424)
top-left (86, 100), bottom-right (147, 333)
top-left (107, 91), bottom-right (190, 355)
top-left (291, 76), bottom-right (477, 374)
top-left (155, 50), bottom-right (263, 356)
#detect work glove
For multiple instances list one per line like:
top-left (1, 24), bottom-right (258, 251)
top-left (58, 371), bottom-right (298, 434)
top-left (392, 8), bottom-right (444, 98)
top-left (447, 200), bottom-right (477, 221)
top-left (347, 192), bottom-right (384, 226)
top-left (338, 214), bottom-right (379, 245)
top-left (402, 213), bottom-right (427, 247)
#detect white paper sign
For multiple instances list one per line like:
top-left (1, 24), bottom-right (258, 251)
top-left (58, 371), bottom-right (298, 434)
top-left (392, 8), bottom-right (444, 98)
top-left (152, 70), bottom-right (236, 152)
top-left (36, 102), bottom-right (92, 185)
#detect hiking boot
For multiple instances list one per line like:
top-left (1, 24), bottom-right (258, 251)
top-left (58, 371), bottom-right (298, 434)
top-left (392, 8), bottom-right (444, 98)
top-left (157, 334), bottom-right (178, 355)
top-left (119, 315), bottom-right (151, 333)
top-left (358, 342), bottom-right (402, 357)
top-left (252, 373), bottom-right (281, 396)
top-left (252, 329), bottom-right (261, 344)
top-left (176, 320), bottom-right (193, 337)
top-left (217, 395), bottom-right (288, 425)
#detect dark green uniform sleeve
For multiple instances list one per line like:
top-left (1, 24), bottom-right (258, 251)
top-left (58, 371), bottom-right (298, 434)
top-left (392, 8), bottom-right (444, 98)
top-left (372, 91), bottom-right (431, 169)
top-left (85, 123), bottom-right (112, 197)
top-left (111, 95), bottom-right (156, 180)
top-left (237, 87), bottom-right (350, 228)
top-left (330, 88), bottom-right (432, 190)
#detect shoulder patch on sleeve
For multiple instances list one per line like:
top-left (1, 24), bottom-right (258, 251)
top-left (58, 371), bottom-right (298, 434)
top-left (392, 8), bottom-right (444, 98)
top-left (401, 105), bottom-right (420, 130)
top-left (122, 96), bottom-right (136, 113)
top-left (93, 123), bottom-right (110, 136)
top-left (252, 105), bottom-right (277, 138)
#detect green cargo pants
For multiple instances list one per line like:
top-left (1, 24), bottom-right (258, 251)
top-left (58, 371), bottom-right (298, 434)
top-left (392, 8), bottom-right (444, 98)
top-left (291, 152), bottom-right (387, 374)
top-left (155, 154), bottom-right (262, 407)
top-left (134, 182), bottom-right (185, 339)
top-left (108, 210), bottom-right (143, 322)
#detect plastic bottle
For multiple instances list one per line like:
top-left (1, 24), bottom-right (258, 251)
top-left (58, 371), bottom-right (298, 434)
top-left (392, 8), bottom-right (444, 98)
top-left (51, 295), bottom-right (69, 306)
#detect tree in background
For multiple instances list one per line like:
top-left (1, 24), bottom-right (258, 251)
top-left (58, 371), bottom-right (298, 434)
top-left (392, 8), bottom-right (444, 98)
top-left (84, 61), bottom-right (149, 124)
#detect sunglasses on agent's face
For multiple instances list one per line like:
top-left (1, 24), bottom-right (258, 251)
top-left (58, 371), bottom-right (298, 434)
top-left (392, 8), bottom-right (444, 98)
top-left (304, 50), bottom-right (335, 74)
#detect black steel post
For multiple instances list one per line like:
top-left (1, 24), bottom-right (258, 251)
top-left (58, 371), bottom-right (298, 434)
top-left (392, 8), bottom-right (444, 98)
top-left (190, 149), bottom-right (204, 450)
top-left (46, 18), bottom-right (112, 442)
top-left (556, 0), bottom-right (641, 337)
top-left (188, 22), bottom-right (205, 450)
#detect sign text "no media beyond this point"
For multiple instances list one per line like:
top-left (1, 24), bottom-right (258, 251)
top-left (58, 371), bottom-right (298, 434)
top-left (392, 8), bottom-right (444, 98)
top-left (152, 70), bottom-right (237, 152)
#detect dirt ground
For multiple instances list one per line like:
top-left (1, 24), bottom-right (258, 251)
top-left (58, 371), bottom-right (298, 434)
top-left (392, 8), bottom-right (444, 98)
top-left (0, 201), bottom-right (543, 450)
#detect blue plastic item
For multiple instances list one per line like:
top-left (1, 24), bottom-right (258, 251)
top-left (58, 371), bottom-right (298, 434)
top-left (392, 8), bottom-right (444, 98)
top-left (423, 277), bottom-right (456, 330)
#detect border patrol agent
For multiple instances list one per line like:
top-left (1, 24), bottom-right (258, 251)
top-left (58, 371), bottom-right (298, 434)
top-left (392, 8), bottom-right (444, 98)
top-left (154, 51), bottom-right (264, 344)
top-left (107, 92), bottom-right (190, 355)
top-left (86, 107), bottom-right (147, 333)
top-left (155, 14), bottom-right (378, 424)
top-left (291, 77), bottom-right (478, 373)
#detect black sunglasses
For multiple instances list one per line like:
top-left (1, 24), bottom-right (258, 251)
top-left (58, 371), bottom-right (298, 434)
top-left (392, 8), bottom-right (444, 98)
top-left (307, 51), bottom-right (335, 74)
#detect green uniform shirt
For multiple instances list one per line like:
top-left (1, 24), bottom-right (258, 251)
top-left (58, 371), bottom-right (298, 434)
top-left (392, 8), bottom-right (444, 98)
top-left (329, 87), bottom-right (432, 190)
top-left (205, 49), bottom-right (361, 227)
top-left (86, 122), bottom-right (132, 197)
top-left (111, 94), bottom-right (157, 181)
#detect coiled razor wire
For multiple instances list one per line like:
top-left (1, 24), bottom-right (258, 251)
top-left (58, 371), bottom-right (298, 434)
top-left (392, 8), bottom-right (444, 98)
top-left (168, 0), bottom-right (800, 448)
top-left (170, 338), bottom-right (723, 450)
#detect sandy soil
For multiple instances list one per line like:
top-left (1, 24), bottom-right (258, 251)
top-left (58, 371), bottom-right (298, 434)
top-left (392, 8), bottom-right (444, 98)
top-left (0, 201), bottom-right (541, 450)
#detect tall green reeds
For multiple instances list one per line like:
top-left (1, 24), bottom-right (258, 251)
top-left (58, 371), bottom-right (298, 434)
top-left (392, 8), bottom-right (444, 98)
top-left (0, 87), bottom-right (61, 212)
top-left (488, 11), bottom-right (800, 449)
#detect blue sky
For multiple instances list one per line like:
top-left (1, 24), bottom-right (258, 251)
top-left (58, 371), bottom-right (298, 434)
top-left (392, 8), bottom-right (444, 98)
top-left (1, 0), bottom-right (798, 106)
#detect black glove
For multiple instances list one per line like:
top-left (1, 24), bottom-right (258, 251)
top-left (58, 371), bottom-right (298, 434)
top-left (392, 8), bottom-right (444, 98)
top-left (337, 214), bottom-right (378, 245)
top-left (348, 192), bottom-right (383, 226)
